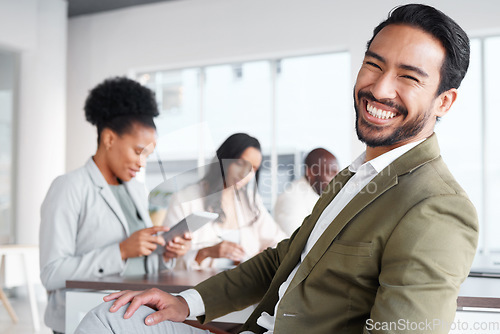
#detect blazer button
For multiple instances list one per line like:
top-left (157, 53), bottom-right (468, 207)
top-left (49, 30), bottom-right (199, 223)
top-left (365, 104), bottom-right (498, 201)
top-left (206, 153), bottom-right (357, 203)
top-left (98, 268), bottom-right (104, 273)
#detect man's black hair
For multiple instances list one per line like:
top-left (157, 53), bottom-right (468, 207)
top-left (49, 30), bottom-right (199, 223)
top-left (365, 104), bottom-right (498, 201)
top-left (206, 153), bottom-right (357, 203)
top-left (367, 4), bottom-right (470, 95)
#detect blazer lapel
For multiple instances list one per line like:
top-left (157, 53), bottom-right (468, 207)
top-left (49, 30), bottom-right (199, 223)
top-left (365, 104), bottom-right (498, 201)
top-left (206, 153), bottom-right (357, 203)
top-left (286, 165), bottom-right (398, 292)
top-left (85, 158), bottom-right (130, 235)
top-left (250, 167), bottom-right (356, 319)
top-left (275, 168), bottom-right (356, 280)
top-left (285, 133), bottom-right (442, 292)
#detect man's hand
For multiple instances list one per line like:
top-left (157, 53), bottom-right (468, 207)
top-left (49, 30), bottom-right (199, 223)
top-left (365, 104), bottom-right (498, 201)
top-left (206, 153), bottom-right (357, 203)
top-left (119, 226), bottom-right (168, 260)
top-left (104, 288), bottom-right (190, 326)
top-left (163, 233), bottom-right (192, 261)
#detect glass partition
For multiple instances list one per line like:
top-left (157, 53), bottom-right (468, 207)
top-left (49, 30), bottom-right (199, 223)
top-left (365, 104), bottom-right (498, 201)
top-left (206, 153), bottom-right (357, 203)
top-left (136, 52), bottom-right (352, 212)
top-left (275, 52), bottom-right (351, 190)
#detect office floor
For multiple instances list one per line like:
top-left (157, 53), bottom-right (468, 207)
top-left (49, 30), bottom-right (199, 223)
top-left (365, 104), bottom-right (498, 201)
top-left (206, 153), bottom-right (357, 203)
top-left (0, 295), bottom-right (51, 334)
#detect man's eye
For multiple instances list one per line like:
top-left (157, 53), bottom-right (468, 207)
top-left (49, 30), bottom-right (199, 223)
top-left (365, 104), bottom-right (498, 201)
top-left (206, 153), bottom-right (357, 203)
top-left (366, 61), bottom-right (382, 70)
top-left (402, 75), bottom-right (419, 82)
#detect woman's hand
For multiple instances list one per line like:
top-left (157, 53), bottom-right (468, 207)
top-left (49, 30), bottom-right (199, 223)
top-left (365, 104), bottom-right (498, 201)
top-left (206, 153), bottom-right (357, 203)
top-left (195, 240), bottom-right (245, 264)
top-left (163, 233), bottom-right (192, 261)
top-left (104, 288), bottom-right (189, 325)
top-left (119, 226), bottom-right (168, 260)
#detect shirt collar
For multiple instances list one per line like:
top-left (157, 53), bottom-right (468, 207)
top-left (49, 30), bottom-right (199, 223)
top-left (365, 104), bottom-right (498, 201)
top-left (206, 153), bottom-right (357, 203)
top-left (349, 138), bottom-right (426, 174)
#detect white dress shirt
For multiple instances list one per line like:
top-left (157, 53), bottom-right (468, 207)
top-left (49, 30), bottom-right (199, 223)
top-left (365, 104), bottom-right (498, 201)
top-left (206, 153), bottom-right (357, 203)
top-left (180, 139), bottom-right (425, 332)
top-left (273, 177), bottom-right (320, 237)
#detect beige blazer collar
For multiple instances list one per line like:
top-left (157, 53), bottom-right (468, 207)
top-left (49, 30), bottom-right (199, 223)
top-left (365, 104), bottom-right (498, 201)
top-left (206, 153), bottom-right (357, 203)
top-left (84, 157), bottom-right (130, 235)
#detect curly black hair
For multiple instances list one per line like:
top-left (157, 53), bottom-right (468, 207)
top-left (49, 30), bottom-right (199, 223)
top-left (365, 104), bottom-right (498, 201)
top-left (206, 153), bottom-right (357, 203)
top-left (84, 76), bottom-right (159, 145)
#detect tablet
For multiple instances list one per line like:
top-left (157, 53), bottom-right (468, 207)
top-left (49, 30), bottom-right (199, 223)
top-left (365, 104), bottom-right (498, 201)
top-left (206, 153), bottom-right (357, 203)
top-left (156, 211), bottom-right (219, 250)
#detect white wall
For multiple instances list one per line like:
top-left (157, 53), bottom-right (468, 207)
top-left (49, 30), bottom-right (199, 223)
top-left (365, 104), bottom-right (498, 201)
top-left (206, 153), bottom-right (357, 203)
top-left (0, 0), bottom-right (38, 51)
top-left (66, 0), bottom-right (500, 171)
top-left (0, 0), bottom-right (67, 245)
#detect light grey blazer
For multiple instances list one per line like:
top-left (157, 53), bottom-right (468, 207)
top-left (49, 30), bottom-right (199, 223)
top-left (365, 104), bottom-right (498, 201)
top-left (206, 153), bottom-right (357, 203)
top-left (39, 158), bottom-right (172, 332)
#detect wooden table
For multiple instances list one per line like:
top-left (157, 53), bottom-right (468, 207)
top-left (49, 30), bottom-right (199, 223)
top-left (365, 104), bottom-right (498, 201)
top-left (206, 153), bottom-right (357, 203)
top-left (67, 268), bottom-right (219, 293)
top-left (68, 272), bottom-right (500, 308)
top-left (457, 276), bottom-right (500, 309)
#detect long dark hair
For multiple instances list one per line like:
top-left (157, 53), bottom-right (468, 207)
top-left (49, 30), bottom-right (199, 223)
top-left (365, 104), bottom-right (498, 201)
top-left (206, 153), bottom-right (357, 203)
top-left (202, 133), bottom-right (262, 224)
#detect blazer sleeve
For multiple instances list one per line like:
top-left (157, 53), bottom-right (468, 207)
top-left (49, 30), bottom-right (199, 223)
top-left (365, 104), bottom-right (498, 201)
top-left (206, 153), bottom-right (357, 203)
top-left (194, 232), bottom-right (294, 323)
top-left (39, 176), bottom-right (125, 291)
top-left (365, 195), bottom-right (478, 334)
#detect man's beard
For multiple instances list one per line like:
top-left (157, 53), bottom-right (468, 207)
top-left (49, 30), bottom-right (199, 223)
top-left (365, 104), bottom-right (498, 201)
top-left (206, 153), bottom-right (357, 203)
top-left (354, 90), bottom-right (431, 147)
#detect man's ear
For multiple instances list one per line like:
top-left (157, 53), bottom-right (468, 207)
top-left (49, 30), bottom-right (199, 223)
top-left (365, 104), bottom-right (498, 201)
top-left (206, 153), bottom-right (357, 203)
top-left (435, 88), bottom-right (457, 118)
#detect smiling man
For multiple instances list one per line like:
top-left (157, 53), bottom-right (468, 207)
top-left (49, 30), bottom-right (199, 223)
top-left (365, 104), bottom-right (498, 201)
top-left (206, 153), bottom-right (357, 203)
top-left (354, 22), bottom-right (460, 160)
top-left (76, 4), bottom-right (478, 334)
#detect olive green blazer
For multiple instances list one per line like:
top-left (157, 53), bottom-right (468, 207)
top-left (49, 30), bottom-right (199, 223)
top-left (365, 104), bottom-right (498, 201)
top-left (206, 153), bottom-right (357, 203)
top-left (195, 134), bottom-right (478, 334)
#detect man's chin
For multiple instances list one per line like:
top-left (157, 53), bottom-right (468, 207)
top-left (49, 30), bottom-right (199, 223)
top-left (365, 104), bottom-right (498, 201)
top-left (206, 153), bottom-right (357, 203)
top-left (357, 128), bottom-right (392, 148)
top-left (356, 116), bottom-right (395, 147)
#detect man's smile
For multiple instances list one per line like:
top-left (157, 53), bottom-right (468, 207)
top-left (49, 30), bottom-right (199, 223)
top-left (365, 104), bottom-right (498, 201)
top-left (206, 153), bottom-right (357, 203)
top-left (366, 101), bottom-right (397, 120)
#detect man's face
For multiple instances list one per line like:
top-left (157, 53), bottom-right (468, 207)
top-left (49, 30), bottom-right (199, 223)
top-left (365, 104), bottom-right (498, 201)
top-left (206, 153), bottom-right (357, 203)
top-left (354, 24), bottom-right (446, 148)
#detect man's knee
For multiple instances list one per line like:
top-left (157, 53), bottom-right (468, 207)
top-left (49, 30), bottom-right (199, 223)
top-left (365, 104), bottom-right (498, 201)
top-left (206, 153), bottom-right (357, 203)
top-left (76, 300), bottom-right (203, 334)
top-left (91, 300), bottom-right (118, 318)
top-left (75, 301), bottom-right (130, 333)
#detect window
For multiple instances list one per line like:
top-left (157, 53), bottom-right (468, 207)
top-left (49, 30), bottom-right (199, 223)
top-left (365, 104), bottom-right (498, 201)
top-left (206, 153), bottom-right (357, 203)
top-left (275, 53), bottom-right (351, 198)
top-left (438, 36), bottom-right (500, 259)
top-left (436, 38), bottom-right (483, 246)
top-left (138, 68), bottom-right (202, 191)
top-left (483, 37), bottom-right (500, 254)
top-left (135, 52), bottom-right (351, 211)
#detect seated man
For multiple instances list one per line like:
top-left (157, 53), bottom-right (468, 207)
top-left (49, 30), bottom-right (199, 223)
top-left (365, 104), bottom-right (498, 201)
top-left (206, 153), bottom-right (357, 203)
top-left (76, 4), bottom-right (478, 334)
top-left (274, 148), bottom-right (338, 236)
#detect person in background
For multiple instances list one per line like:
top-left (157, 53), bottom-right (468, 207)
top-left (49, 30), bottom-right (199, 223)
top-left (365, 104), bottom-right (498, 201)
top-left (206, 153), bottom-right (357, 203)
top-left (39, 77), bottom-right (190, 334)
top-left (274, 148), bottom-right (338, 236)
top-left (164, 133), bottom-right (286, 270)
top-left (76, 4), bottom-right (478, 334)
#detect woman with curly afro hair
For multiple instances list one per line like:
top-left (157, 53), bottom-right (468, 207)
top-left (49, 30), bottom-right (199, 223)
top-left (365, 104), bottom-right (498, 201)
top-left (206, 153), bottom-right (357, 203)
top-left (39, 77), bottom-right (191, 334)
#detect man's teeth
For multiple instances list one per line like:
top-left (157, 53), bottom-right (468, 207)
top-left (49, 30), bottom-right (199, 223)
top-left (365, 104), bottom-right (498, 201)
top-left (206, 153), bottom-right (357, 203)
top-left (367, 103), bottom-right (396, 119)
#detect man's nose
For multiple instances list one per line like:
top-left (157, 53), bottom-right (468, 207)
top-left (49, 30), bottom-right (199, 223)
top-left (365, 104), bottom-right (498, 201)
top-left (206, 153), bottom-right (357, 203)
top-left (371, 72), bottom-right (397, 101)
